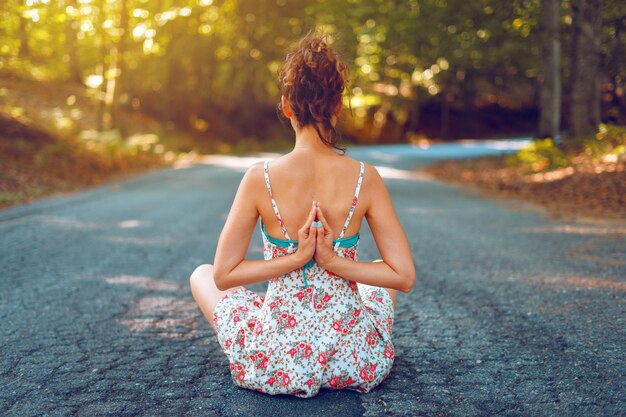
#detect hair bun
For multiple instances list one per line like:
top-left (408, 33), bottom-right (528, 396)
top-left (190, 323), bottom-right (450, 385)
top-left (277, 29), bottom-right (350, 154)
top-left (303, 49), bottom-right (317, 69)
top-left (310, 39), bottom-right (327, 53)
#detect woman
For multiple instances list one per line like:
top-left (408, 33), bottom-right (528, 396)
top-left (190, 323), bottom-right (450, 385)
top-left (190, 30), bottom-right (415, 398)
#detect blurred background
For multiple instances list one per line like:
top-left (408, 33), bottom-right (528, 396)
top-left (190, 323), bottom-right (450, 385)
top-left (0, 0), bottom-right (624, 211)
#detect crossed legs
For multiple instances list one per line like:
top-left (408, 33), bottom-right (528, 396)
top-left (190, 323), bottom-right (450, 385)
top-left (189, 264), bottom-right (245, 334)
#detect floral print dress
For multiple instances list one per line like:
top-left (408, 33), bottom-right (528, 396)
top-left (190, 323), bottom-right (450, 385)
top-left (212, 160), bottom-right (395, 398)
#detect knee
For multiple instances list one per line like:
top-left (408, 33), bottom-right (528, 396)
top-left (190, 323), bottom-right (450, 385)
top-left (189, 263), bottom-right (214, 289)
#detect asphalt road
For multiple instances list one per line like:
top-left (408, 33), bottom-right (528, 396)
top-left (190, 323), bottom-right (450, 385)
top-left (1, 142), bottom-right (624, 417)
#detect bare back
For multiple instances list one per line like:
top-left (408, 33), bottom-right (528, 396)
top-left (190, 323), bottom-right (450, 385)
top-left (212, 146), bottom-right (414, 295)
top-left (259, 153), bottom-right (366, 241)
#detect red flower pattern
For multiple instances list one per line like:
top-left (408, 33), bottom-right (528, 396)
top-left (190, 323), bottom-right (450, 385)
top-left (211, 160), bottom-right (393, 398)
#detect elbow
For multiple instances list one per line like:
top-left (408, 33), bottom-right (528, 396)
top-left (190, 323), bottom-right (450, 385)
top-left (213, 265), bottom-right (229, 291)
top-left (399, 265), bottom-right (416, 293)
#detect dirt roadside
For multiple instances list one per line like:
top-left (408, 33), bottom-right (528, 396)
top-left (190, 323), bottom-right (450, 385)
top-left (420, 156), bottom-right (626, 221)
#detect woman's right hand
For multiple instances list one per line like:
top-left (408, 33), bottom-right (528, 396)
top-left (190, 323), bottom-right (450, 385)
top-left (313, 202), bottom-right (337, 270)
top-left (294, 201), bottom-right (318, 267)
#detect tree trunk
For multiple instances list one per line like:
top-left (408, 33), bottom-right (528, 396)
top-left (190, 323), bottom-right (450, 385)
top-left (569, 0), bottom-right (603, 139)
top-left (17, 13), bottom-right (30, 59)
top-left (608, 17), bottom-right (625, 124)
top-left (96, 0), bottom-right (107, 131)
top-left (404, 87), bottom-right (421, 135)
top-left (102, 46), bottom-right (118, 131)
top-left (371, 99), bottom-right (392, 143)
top-left (538, 0), bottom-right (561, 139)
top-left (110, 0), bottom-right (129, 132)
top-left (165, 48), bottom-right (180, 123)
top-left (206, 35), bottom-right (217, 96)
top-left (405, 39), bottom-right (423, 137)
top-left (440, 90), bottom-right (450, 140)
top-left (65, 0), bottom-right (82, 83)
top-left (460, 68), bottom-right (474, 137)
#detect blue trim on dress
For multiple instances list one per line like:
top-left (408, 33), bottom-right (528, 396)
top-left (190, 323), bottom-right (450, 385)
top-left (260, 221), bottom-right (359, 248)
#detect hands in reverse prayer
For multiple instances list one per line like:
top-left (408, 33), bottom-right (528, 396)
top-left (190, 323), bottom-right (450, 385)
top-left (295, 201), bottom-right (337, 269)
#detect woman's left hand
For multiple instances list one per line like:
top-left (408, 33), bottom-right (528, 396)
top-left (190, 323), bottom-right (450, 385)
top-left (294, 201), bottom-right (319, 267)
top-left (314, 202), bottom-right (337, 269)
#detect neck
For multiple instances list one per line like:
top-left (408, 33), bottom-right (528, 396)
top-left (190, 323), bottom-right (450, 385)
top-left (291, 123), bottom-right (337, 154)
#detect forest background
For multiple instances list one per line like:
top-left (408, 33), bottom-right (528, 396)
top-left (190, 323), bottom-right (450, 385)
top-left (0, 0), bottom-right (624, 209)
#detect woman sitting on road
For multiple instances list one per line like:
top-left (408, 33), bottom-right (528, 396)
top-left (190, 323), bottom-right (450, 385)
top-left (190, 29), bottom-right (415, 398)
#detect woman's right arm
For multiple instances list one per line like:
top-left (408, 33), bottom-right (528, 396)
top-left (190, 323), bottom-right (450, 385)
top-left (317, 163), bottom-right (416, 292)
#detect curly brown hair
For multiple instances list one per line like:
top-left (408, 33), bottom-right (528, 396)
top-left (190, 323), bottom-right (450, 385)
top-left (277, 30), bottom-right (350, 154)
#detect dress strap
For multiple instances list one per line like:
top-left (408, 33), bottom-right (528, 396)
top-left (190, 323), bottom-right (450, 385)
top-left (338, 161), bottom-right (365, 239)
top-left (263, 160), bottom-right (292, 240)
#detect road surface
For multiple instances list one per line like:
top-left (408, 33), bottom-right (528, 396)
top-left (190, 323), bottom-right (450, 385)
top-left (1, 140), bottom-right (624, 416)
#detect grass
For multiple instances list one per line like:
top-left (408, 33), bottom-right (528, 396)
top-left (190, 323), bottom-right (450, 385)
top-left (0, 113), bottom-right (169, 208)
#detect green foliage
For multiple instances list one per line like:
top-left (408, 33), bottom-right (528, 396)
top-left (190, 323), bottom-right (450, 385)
top-left (507, 138), bottom-right (570, 173)
top-left (580, 123), bottom-right (626, 163)
top-left (0, 191), bottom-right (24, 205)
top-left (31, 136), bottom-right (163, 181)
top-left (0, 0), bottom-right (623, 148)
top-left (506, 123), bottom-right (626, 174)
top-left (0, 0), bottom-right (550, 144)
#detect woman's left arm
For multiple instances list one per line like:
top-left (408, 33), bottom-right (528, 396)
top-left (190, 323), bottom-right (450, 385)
top-left (212, 162), bottom-right (313, 291)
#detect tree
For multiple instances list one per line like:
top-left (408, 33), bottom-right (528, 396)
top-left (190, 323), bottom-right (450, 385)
top-left (538, 0), bottom-right (562, 139)
top-left (64, 0), bottom-right (82, 83)
top-left (110, 0), bottom-right (130, 132)
top-left (17, 10), bottom-right (30, 59)
top-left (602, 0), bottom-right (626, 125)
top-left (569, 0), bottom-right (603, 139)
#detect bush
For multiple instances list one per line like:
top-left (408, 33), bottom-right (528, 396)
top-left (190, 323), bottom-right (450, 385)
top-left (580, 123), bottom-right (626, 164)
top-left (506, 123), bottom-right (626, 174)
top-left (508, 138), bottom-right (571, 173)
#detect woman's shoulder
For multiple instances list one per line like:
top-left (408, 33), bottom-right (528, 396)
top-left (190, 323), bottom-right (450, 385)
top-left (358, 160), bottom-right (383, 188)
top-left (323, 154), bottom-right (376, 177)
top-left (324, 155), bottom-right (376, 181)
top-left (358, 162), bottom-right (389, 209)
top-left (326, 153), bottom-right (374, 175)
top-left (321, 156), bottom-right (384, 199)
top-left (360, 160), bottom-right (378, 177)
top-left (241, 160), bottom-right (265, 179)
top-left (344, 157), bottom-right (379, 186)
top-left (238, 161), bottom-right (266, 193)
